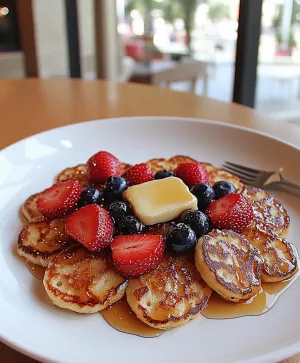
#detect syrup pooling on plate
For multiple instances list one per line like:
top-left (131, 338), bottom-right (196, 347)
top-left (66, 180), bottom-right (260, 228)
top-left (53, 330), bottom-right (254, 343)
top-left (26, 261), bottom-right (46, 279)
top-left (202, 245), bottom-right (299, 319)
top-left (101, 298), bottom-right (162, 338)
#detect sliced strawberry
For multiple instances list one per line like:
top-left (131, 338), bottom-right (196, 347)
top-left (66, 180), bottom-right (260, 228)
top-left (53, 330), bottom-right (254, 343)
top-left (65, 204), bottom-right (114, 251)
top-left (175, 163), bottom-right (209, 188)
top-left (86, 151), bottom-right (121, 184)
top-left (37, 180), bottom-right (81, 218)
top-left (206, 194), bottom-right (253, 232)
top-left (122, 163), bottom-right (153, 186)
top-left (111, 234), bottom-right (164, 277)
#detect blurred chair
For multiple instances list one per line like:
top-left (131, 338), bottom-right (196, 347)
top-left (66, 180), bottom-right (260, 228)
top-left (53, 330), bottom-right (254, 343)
top-left (151, 60), bottom-right (209, 95)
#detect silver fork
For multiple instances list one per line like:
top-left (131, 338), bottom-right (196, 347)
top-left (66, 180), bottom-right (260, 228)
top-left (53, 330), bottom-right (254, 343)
top-left (222, 162), bottom-right (300, 191)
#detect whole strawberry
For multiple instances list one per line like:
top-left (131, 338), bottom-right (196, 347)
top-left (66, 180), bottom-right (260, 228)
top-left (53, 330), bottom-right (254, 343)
top-left (122, 163), bottom-right (153, 186)
top-left (65, 204), bottom-right (114, 251)
top-left (175, 163), bottom-right (209, 188)
top-left (87, 151), bottom-right (121, 184)
top-left (206, 194), bottom-right (253, 232)
top-left (37, 180), bottom-right (81, 218)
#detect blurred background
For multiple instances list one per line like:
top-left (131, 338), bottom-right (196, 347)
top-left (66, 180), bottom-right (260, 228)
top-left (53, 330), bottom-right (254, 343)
top-left (1, 0), bottom-right (300, 125)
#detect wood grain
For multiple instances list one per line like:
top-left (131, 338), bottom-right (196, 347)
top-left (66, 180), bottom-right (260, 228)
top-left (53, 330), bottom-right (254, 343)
top-left (0, 79), bottom-right (299, 363)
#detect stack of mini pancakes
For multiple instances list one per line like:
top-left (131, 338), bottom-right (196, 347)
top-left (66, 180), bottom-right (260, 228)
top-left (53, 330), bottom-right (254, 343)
top-left (17, 155), bottom-right (298, 330)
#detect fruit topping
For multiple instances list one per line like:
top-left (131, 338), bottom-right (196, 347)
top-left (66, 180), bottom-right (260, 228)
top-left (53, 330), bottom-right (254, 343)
top-left (77, 187), bottom-right (103, 208)
top-left (154, 169), bottom-right (174, 180)
top-left (206, 194), bottom-right (253, 232)
top-left (103, 176), bottom-right (128, 203)
top-left (111, 234), bottom-right (164, 277)
top-left (65, 204), bottom-right (114, 251)
top-left (118, 215), bottom-right (144, 235)
top-left (190, 183), bottom-right (215, 210)
top-left (37, 180), bottom-right (81, 218)
top-left (213, 180), bottom-right (237, 199)
top-left (122, 163), bottom-right (153, 186)
top-left (174, 163), bottom-right (209, 188)
top-left (86, 151), bottom-right (121, 184)
top-left (108, 200), bottom-right (132, 224)
top-left (180, 210), bottom-right (211, 238)
top-left (166, 223), bottom-right (197, 254)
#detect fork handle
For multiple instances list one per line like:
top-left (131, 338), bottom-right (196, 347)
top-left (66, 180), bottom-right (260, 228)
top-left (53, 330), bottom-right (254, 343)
top-left (279, 177), bottom-right (300, 190)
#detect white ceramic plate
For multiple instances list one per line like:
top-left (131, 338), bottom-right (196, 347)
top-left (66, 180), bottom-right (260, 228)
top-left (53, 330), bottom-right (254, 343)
top-left (1, 117), bottom-right (300, 363)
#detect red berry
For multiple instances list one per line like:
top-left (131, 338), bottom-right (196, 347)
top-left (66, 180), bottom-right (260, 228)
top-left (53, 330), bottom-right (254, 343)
top-left (37, 180), bottom-right (81, 218)
top-left (65, 204), bottom-right (114, 251)
top-left (122, 163), bottom-right (153, 186)
top-left (206, 194), bottom-right (253, 232)
top-left (175, 163), bottom-right (209, 188)
top-left (86, 151), bottom-right (121, 184)
top-left (111, 234), bottom-right (164, 277)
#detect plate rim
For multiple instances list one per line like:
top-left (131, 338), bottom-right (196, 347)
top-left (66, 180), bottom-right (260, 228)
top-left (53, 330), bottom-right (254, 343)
top-left (1, 116), bottom-right (300, 363)
top-left (1, 116), bottom-right (300, 155)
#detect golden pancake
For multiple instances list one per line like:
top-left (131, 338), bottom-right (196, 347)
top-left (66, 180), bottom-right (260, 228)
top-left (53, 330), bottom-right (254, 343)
top-left (44, 246), bottom-right (128, 313)
top-left (195, 229), bottom-right (262, 302)
top-left (126, 254), bottom-right (212, 329)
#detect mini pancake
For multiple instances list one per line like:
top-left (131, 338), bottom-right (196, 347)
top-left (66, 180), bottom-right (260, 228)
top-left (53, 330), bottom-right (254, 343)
top-left (242, 221), bottom-right (297, 282)
top-left (17, 218), bottom-right (72, 267)
top-left (44, 246), bottom-right (128, 313)
top-left (126, 254), bottom-right (212, 329)
top-left (22, 193), bottom-right (44, 223)
top-left (146, 155), bottom-right (244, 192)
top-left (195, 229), bottom-right (262, 302)
top-left (56, 164), bottom-right (89, 188)
top-left (242, 186), bottom-right (290, 238)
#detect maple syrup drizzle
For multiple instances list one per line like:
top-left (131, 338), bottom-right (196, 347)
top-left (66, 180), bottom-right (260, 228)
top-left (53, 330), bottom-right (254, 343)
top-left (25, 246), bottom-right (300, 337)
top-left (202, 270), bottom-right (299, 319)
top-left (101, 298), bottom-right (162, 338)
top-left (26, 261), bottom-right (46, 279)
top-left (202, 245), bottom-right (300, 319)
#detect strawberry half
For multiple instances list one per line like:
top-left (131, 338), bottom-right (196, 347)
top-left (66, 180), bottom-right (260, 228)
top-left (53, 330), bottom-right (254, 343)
top-left (111, 234), bottom-right (164, 277)
top-left (206, 194), bottom-right (253, 232)
top-left (37, 180), bottom-right (81, 218)
top-left (65, 204), bottom-right (114, 251)
top-left (175, 163), bottom-right (209, 188)
top-left (87, 151), bottom-right (121, 184)
top-left (122, 163), bottom-right (153, 186)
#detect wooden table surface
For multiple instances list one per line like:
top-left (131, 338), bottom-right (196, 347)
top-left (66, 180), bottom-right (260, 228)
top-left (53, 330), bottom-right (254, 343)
top-left (0, 79), bottom-right (299, 363)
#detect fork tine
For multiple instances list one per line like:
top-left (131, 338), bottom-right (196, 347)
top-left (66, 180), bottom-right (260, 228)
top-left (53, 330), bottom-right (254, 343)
top-left (222, 165), bottom-right (256, 181)
top-left (222, 167), bottom-right (255, 185)
top-left (222, 167), bottom-right (253, 181)
top-left (224, 162), bottom-right (260, 175)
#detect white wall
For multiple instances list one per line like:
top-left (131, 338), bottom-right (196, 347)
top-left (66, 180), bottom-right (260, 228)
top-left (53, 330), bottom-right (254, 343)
top-left (33, 0), bottom-right (69, 77)
top-left (78, 0), bottom-right (96, 76)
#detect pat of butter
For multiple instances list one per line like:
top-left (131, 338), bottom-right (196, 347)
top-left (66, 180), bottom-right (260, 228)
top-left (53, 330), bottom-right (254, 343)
top-left (123, 177), bottom-right (197, 226)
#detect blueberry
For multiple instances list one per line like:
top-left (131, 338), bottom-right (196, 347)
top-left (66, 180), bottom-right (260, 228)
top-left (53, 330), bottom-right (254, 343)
top-left (103, 176), bottom-right (128, 203)
top-left (77, 187), bottom-right (103, 208)
top-left (190, 183), bottom-right (215, 210)
top-left (180, 210), bottom-right (211, 238)
top-left (166, 223), bottom-right (197, 255)
top-left (108, 201), bottom-right (132, 224)
top-left (118, 215), bottom-right (144, 235)
top-left (213, 181), bottom-right (236, 199)
top-left (154, 170), bottom-right (174, 180)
